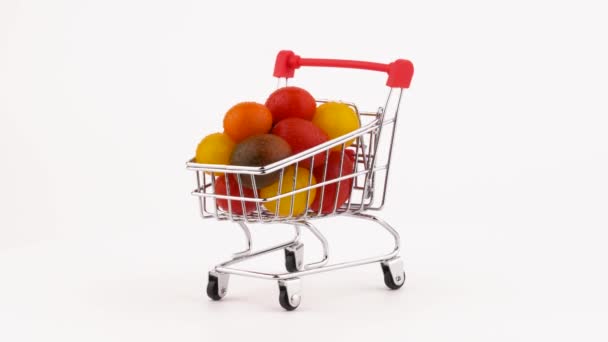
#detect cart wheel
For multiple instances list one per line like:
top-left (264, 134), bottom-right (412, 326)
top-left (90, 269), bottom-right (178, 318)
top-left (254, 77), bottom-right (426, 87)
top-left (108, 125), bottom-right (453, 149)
top-left (381, 257), bottom-right (406, 290)
top-left (206, 271), bottom-right (229, 301)
top-left (284, 243), bottom-right (304, 273)
top-left (278, 278), bottom-right (301, 311)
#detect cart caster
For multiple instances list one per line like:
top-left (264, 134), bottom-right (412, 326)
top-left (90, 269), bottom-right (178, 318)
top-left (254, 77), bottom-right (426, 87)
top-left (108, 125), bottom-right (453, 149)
top-left (206, 271), bottom-right (230, 301)
top-left (381, 257), bottom-right (406, 290)
top-left (284, 243), bottom-right (304, 272)
top-left (278, 278), bottom-right (301, 311)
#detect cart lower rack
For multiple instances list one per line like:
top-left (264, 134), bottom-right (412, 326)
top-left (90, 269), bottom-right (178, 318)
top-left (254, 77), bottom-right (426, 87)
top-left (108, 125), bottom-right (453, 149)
top-left (187, 50), bottom-right (414, 310)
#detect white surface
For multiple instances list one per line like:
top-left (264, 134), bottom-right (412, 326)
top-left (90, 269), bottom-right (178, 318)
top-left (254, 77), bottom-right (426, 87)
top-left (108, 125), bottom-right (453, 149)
top-left (1, 0), bottom-right (607, 341)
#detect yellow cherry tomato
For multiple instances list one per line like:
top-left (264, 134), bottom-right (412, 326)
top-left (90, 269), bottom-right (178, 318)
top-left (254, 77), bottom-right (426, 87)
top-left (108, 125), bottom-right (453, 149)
top-left (195, 133), bottom-right (235, 172)
top-left (260, 166), bottom-right (317, 217)
top-left (312, 102), bottom-right (360, 151)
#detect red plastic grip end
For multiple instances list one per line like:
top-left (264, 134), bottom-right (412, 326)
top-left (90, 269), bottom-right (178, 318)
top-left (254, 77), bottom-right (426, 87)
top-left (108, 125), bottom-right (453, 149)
top-left (273, 50), bottom-right (299, 78)
top-left (387, 59), bottom-right (414, 88)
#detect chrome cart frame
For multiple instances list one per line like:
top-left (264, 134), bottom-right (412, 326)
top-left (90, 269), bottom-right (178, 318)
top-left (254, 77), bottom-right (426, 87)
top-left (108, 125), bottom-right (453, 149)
top-left (186, 50), bottom-right (414, 310)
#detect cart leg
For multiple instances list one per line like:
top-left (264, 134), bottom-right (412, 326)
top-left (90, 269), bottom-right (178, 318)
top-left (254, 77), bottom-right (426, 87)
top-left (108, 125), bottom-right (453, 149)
top-left (232, 221), bottom-right (253, 258)
top-left (219, 223), bottom-right (302, 268)
top-left (381, 257), bottom-right (405, 290)
top-left (278, 278), bottom-right (302, 311)
top-left (207, 271), bottom-right (230, 301)
top-left (285, 221), bottom-right (329, 272)
top-left (284, 243), bottom-right (304, 272)
top-left (298, 221), bottom-right (329, 270)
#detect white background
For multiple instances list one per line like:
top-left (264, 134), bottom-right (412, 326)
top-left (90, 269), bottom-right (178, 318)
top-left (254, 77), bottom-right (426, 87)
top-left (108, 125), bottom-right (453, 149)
top-left (1, 0), bottom-right (607, 341)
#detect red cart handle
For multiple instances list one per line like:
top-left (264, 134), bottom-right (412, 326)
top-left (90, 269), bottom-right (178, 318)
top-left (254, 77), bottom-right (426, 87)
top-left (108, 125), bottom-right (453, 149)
top-left (273, 50), bottom-right (414, 88)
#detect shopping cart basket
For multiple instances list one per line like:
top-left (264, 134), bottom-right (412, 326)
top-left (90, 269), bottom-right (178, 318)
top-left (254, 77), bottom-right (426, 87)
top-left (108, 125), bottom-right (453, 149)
top-left (187, 50), bottom-right (414, 310)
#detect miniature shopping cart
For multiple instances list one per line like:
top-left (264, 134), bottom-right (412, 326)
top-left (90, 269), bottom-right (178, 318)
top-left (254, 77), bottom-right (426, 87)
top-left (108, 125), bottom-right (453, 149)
top-left (186, 50), bottom-right (414, 310)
